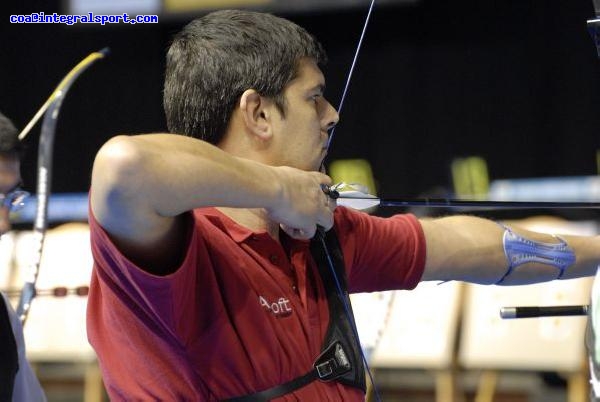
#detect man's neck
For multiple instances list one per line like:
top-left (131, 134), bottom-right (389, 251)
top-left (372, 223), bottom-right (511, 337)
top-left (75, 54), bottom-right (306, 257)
top-left (216, 207), bottom-right (280, 241)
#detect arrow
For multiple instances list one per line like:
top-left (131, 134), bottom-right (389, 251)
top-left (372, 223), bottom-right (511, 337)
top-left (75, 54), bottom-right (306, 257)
top-left (329, 183), bottom-right (600, 211)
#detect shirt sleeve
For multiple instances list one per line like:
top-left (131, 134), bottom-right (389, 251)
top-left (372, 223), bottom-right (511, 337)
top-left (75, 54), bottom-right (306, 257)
top-left (88, 206), bottom-right (200, 340)
top-left (333, 207), bottom-right (426, 293)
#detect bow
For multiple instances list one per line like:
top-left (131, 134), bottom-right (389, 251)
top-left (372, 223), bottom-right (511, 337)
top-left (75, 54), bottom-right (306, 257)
top-left (16, 48), bottom-right (109, 324)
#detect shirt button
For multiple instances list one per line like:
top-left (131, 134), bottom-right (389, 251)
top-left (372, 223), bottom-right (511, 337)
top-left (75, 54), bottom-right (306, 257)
top-left (269, 255), bottom-right (279, 264)
top-left (292, 285), bottom-right (298, 292)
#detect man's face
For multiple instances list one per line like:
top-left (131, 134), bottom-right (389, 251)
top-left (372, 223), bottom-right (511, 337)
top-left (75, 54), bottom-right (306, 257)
top-left (0, 154), bottom-right (21, 235)
top-left (268, 58), bottom-right (339, 171)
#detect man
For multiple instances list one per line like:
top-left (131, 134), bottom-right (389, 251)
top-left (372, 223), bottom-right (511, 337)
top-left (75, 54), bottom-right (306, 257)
top-left (88, 10), bottom-right (600, 400)
top-left (0, 111), bottom-right (46, 401)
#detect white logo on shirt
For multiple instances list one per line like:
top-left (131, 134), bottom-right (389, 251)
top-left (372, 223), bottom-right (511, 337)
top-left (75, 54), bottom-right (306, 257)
top-left (259, 295), bottom-right (292, 317)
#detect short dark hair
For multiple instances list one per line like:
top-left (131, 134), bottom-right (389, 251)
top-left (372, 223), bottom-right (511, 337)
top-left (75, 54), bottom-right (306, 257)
top-left (163, 10), bottom-right (327, 144)
top-left (0, 112), bottom-right (23, 158)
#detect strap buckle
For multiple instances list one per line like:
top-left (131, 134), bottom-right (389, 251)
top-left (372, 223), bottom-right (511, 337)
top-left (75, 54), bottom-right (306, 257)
top-left (313, 341), bottom-right (351, 381)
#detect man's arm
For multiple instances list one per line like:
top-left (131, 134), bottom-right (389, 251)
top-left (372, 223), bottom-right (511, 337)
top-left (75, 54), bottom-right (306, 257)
top-left (90, 134), bottom-right (333, 273)
top-left (419, 216), bottom-right (600, 285)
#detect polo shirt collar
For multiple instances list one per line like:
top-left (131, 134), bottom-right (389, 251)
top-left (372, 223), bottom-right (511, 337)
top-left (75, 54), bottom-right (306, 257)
top-left (197, 207), bottom-right (268, 243)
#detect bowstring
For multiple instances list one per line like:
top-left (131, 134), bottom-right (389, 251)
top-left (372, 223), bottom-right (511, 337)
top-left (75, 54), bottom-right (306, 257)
top-left (321, 2), bottom-right (382, 400)
top-left (324, 0), bottom-right (376, 153)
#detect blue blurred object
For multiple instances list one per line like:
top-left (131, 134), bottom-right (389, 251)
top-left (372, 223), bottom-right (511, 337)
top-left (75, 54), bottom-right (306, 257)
top-left (10, 193), bottom-right (88, 224)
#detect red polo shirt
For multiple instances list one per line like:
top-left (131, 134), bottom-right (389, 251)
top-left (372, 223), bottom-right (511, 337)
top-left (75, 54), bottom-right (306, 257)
top-left (87, 206), bottom-right (426, 401)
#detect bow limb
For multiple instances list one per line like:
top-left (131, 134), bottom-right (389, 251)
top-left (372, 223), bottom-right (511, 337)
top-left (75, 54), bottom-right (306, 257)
top-left (16, 48), bottom-right (109, 324)
top-left (18, 48), bottom-right (109, 141)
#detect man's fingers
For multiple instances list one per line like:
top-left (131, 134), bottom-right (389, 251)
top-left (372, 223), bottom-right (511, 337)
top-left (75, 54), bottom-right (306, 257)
top-left (317, 207), bottom-right (334, 231)
top-left (328, 198), bottom-right (337, 213)
top-left (269, 168), bottom-right (336, 238)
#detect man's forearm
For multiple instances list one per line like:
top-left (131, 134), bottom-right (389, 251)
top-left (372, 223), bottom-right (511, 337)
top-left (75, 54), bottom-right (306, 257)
top-left (92, 133), bottom-right (283, 217)
top-left (420, 215), bottom-right (600, 285)
top-left (90, 133), bottom-right (334, 245)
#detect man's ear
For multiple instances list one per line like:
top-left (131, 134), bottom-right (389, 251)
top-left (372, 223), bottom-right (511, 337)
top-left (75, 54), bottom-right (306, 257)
top-left (239, 89), bottom-right (273, 141)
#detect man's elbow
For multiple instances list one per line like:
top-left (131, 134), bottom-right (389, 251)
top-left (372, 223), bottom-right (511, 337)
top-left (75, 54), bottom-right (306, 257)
top-left (93, 136), bottom-right (144, 188)
top-left (91, 135), bottom-right (147, 215)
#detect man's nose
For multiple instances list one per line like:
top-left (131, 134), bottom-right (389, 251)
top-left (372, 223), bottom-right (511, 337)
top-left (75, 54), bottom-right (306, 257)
top-left (323, 100), bottom-right (340, 132)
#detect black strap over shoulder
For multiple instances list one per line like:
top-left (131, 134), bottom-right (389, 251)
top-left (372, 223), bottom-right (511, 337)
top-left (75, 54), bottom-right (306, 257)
top-left (0, 295), bottom-right (19, 402)
top-left (224, 370), bottom-right (319, 402)
top-left (223, 228), bottom-right (365, 401)
top-left (310, 227), bottom-right (366, 391)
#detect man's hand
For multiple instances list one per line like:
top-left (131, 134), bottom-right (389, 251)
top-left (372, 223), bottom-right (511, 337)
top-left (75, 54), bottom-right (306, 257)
top-left (267, 166), bottom-right (337, 239)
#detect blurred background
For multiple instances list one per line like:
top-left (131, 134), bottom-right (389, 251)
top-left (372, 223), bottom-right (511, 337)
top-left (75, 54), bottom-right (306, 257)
top-left (2, 0), bottom-right (600, 401)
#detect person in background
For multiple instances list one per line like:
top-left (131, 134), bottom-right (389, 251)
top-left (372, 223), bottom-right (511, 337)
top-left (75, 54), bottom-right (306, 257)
top-left (0, 111), bottom-right (46, 401)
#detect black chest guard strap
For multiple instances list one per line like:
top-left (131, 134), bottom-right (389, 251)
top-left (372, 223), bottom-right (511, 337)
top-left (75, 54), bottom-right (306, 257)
top-left (0, 295), bottom-right (19, 402)
top-left (223, 228), bottom-right (365, 401)
top-left (309, 228), bottom-right (366, 390)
